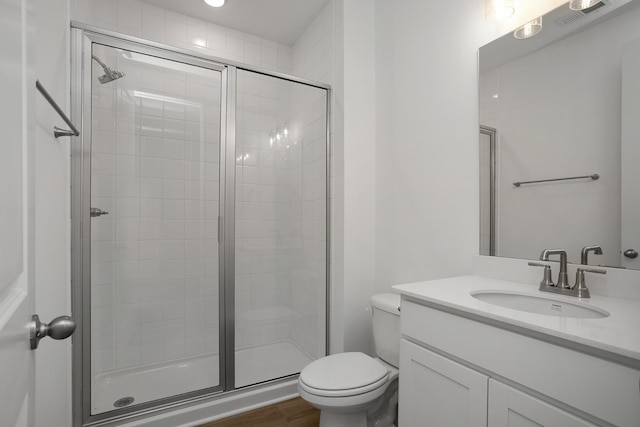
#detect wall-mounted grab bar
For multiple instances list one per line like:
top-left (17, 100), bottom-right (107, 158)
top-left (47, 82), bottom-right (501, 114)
top-left (513, 174), bottom-right (599, 187)
top-left (36, 80), bottom-right (80, 138)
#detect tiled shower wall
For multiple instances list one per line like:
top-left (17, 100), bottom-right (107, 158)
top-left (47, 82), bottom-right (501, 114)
top-left (289, 84), bottom-right (328, 360)
top-left (90, 44), bottom-right (222, 374)
top-left (234, 70), bottom-right (296, 349)
top-left (290, 1), bottom-right (333, 360)
top-left (76, 0), bottom-right (331, 370)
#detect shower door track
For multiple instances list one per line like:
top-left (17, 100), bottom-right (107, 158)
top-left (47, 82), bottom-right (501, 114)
top-left (70, 23), bottom-right (332, 427)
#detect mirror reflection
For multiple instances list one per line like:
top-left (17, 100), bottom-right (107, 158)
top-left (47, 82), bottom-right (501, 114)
top-left (479, 0), bottom-right (640, 270)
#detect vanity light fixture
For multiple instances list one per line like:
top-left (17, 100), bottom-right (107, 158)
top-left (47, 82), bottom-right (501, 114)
top-left (486, 0), bottom-right (515, 21)
top-left (204, 0), bottom-right (225, 7)
top-left (513, 16), bottom-right (542, 39)
top-left (569, 0), bottom-right (599, 10)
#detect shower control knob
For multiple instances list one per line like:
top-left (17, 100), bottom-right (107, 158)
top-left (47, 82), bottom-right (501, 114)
top-left (29, 314), bottom-right (76, 350)
top-left (90, 207), bottom-right (109, 218)
top-left (624, 249), bottom-right (638, 259)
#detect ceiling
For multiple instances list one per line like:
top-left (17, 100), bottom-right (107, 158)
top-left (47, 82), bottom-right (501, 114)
top-left (139, 0), bottom-right (330, 45)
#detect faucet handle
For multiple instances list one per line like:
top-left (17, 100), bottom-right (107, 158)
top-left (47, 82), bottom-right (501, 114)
top-left (528, 262), bottom-right (555, 289)
top-left (573, 267), bottom-right (606, 299)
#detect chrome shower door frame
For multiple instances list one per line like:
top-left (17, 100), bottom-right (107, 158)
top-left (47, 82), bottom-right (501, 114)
top-left (480, 125), bottom-right (497, 256)
top-left (71, 23), bottom-right (332, 427)
top-left (71, 27), bottom-right (230, 427)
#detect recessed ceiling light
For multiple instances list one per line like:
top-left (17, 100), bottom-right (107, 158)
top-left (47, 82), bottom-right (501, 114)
top-left (513, 16), bottom-right (542, 39)
top-left (569, 0), bottom-right (599, 11)
top-left (204, 0), bottom-right (225, 7)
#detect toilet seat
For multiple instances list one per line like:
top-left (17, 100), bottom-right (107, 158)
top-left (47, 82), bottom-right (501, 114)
top-left (299, 352), bottom-right (389, 398)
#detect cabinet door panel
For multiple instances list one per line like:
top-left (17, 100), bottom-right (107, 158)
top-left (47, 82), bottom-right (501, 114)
top-left (489, 379), bottom-right (597, 427)
top-left (399, 339), bottom-right (488, 427)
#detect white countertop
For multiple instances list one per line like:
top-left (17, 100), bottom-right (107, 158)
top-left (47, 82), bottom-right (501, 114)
top-left (393, 275), bottom-right (640, 363)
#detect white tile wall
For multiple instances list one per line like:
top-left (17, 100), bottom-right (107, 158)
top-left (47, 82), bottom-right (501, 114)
top-left (235, 70), bottom-right (294, 350)
top-left (76, 0), bottom-right (331, 376)
top-left (292, 1), bottom-right (334, 85)
top-left (234, 70), bottom-right (328, 361)
top-left (70, 0), bottom-right (293, 74)
top-left (90, 44), bottom-right (221, 375)
top-left (290, 1), bottom-right (333, 359)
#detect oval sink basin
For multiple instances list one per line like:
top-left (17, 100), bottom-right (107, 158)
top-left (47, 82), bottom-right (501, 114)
top-left (470, 290), bottom-right (610, 319)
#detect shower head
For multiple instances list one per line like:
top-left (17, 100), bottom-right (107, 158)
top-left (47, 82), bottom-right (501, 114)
top-left (91, 55), bottom-right (125, 84)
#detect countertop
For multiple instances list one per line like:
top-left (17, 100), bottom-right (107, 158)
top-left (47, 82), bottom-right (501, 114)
top-left (393, 275), bottom-right (640, 365)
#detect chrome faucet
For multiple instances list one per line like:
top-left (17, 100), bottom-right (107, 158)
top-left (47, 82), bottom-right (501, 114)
top-left (539, 249), bottom-right (570, 289)
top-left (581, 245), bottom-right (603, 265)
top-left (529, 248), bottom-right (607, 299)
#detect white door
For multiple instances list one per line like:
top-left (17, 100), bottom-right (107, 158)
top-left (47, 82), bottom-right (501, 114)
top-left (488, 379), bottom-right (597, 427)
top-left (621, 37), bottom-right (640, 269)
top-left (399, 339), bottom-right (488, 427)
top-left (0, 0), bottom-right (36, 426)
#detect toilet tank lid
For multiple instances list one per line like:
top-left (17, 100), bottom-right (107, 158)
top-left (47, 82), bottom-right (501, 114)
top-left (370, 293), bottom-right (401, 315)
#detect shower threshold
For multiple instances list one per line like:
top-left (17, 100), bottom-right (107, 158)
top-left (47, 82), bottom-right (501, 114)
top-left (91, 340), bottom-right (313, 415)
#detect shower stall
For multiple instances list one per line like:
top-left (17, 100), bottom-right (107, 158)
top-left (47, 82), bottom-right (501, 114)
top-left (70, 26), bottom-right (329, 426)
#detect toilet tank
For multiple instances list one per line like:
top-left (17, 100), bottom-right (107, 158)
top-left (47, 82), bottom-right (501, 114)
top-left (370, 293), bottom-right (401, 368)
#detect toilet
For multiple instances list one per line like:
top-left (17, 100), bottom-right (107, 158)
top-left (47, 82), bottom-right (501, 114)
top-left (298, 293), bottom-right (401, 427)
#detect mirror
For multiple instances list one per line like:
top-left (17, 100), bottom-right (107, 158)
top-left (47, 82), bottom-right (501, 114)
top-left (479, 0), bottom-right (640, 270)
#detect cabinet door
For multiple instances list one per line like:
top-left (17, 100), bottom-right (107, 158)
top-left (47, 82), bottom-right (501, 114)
top-left (489, 379), bottom-right (598, 427)
top-left (399, 339), bottom-right (488, 427)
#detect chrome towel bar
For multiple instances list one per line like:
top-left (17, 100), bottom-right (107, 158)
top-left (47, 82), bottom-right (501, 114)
top-left (513, 174), bottom-right (599, 187)
top-left (36, 79), bottom-right (80, 138)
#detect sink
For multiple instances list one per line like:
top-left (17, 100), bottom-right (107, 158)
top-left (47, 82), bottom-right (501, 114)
top-left (470, 290), bottom-right (610, 319)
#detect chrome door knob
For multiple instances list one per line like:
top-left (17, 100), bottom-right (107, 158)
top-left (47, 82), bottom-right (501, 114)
top-left (30, 314), bottom-right (76, 350)
top-left (623, 249), bottom-right (639, 259)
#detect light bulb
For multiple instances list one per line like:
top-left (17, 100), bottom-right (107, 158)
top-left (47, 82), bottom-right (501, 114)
top-left (486, 0), bottom-right (514, 22)
top-left (204, 0), bottom-right (225, 7)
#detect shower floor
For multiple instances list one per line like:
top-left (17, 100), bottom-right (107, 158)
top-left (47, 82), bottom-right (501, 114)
top-left (91, 341), bottom-right (313, 415)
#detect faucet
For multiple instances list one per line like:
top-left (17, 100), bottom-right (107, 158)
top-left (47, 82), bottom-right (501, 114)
top-left (529, 248), bottom-right (607, 299)
top-left (581, 245), bottom-right (603, 265)
top-left (539, 249), bottom-right (570, 289)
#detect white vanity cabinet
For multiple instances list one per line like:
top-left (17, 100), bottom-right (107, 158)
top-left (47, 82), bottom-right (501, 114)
top-left (488, 380), bottom-right (597, 427)
top-left (400, 339), bottom-right (488, 426)
top-left (398, 298), bottom-right (640, 427)
top-left (399, 339), bottom-right (598, 427)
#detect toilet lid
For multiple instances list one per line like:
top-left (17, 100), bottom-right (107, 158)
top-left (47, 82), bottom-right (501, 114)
top-left (299, 352), bottom-right (389, 397)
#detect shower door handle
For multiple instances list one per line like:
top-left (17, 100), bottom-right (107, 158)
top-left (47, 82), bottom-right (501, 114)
top-left (29, 314), bottom-right (76, 350)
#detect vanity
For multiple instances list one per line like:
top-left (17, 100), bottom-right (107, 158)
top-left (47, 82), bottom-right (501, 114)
top-left (393, 275), bottom-right (640, 427)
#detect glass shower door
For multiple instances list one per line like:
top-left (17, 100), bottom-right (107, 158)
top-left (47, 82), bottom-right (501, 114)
top-left (234, 69), bottom-right (328, 387)
top-left (88, 42), bottom-right (224, 414)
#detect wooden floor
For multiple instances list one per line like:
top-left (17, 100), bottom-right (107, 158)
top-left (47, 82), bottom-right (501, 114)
top-left (199, 397), bottom-right (320, 427)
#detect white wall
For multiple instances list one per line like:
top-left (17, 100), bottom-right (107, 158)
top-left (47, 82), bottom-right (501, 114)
top-left (340, 0), bottom-right (378, 354)
top-left (34, 0), bottom-right (72, 426)
top-left (293, 0), bottom-right (378, 356)
top-left (373, 0), bottom-right (569, 289)
top-left (374, 0), bottom-right (483, 292)
top-left (290, 0), bottom-right (571, 357)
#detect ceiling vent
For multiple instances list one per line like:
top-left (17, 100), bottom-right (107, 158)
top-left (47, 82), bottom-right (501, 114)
top-left (555, 0), bottom-right (609, 26)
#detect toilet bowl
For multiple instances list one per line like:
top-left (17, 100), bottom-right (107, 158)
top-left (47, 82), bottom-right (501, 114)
top-left (298, 294), bottom-right (401, 427)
